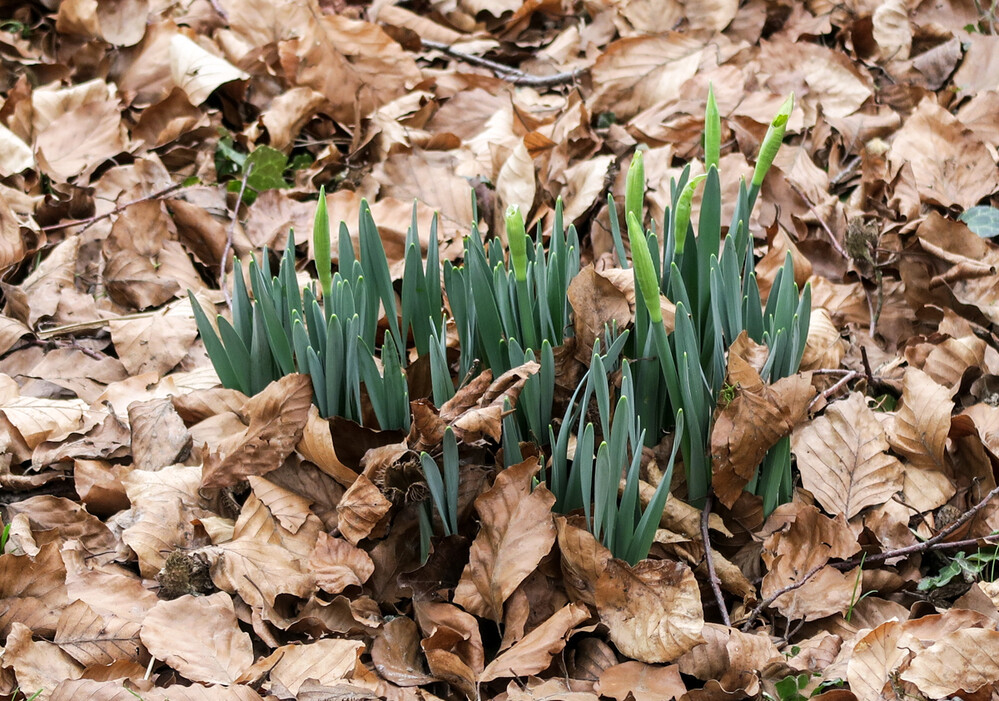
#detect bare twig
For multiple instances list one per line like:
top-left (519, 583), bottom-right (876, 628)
top-left (420, 39), bottom-right (585, 87)
top-left (701, 495), bottom-right (731, 626)
top-left (789, 182), bottom-right (849, 260)
top-left (741, 563), bottom-right (826, 632)
top-left (221, 162), bottom-right (253, 309)
top-left (834, 482), bottom-right (999, 571)
top-left (809, 370), bottom-right (860, 411)
top-left (742, 482), bottom-right (999, 631)
top-left (40, 182), bottom-right (185, 235)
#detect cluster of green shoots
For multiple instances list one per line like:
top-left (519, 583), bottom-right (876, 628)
top-left (192, 89), bottom-right (808, 563)
top-left (619, 88), bottom-right (810, 514)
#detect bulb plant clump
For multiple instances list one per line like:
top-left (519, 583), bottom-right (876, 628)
top-left (191, 89), bottom-right (808, 563)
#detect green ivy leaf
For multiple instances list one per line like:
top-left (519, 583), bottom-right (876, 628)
top-left (244, 145), bottom-right (291, 191)
top-left (959, 206), bottom-right (999, 238)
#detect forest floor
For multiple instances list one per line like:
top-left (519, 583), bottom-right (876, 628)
top-left (3, 1), bottom-right (999, 700)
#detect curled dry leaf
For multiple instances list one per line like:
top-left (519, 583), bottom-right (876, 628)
top-left (792, 392), bottom-right (904, 519)
top-left (336, 473), bottom-right (393, 546)
top-left (139, 592), bottom-right (254, 685)
top-left (677, 623), bottom-right (782, 692)
top-left (309, 531), bottom-right (375, 595)
top-left (128, 397), bottom-right (192, 472)
top-left (415, 600), bottom-right (484, 698)
top-left (439, 361), bottom-right (541, 443)
top-left (2, 622), bottom-right (84, 695)
top-left (49, 679), bottom-right (265, 700)
top-left (887, 367), bottom-right (956, 512)
top-left (848, 610), bottom-right (996, 700)
top-left (760, 503), bottom-right (861, 621)
top-left (0, 542), bottom-right (68, 639)
top-left (371, 616), bottom-right (436, 687)
top-left (711, 351), bottom-right (814, 508)
top-left (201, 374), bottom-right (313, 489)
top-left (297, 405), bottom-right (358, 488)
top-left (889, 97), bottom-right (999, 209)
top-left (239, 638), bottom-right (365, 696)
top-left (121, 464), bottom-right (210, 578)
top-left (454, 457), bottom-right (557, 622)
top-left (594, 558), bottom-right (704, 664)
top-left (556, 515), bottom-right (612, 606)
top-left (480, 603), bottom-right (591, 682)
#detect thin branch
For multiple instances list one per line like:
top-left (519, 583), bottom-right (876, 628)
top-left (701, 495), bottom-right (731, 626)
top-left (833, 482), bottom-right (999, 571)
top-left (420, 39), bottom-right (585, 87)
top-left (221, 162), bottom-right (253, 309)
top-left (741, 563), bottom-right (826, 631)
top-left (40, 182), bottom-right (185, 235)
top-left (742, 482), bottom-right (999, 631)
top-left (809, 370), bottom-right (860, 412)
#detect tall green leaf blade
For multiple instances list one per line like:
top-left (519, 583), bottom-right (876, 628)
top-left (189, 292), bottom-right (241, 391)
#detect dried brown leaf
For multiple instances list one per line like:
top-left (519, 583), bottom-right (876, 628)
top-left (201, 374), bottom-right (313, 489)
top-left (711, 353), bottom-right (814, 508)
top-left (54, 599), bottom-right (144, 667)
top-left (888, 368), bottom-right (956, 511)
top-left (335, 473), bottom-right (392, 545)
top-left (140, 592), bottom-right (254, 684)
top-left (308, 531), bottom-right (375, 595)
top-left (792, 392), bottom-right (904, 519)
top-left (760, 503), bottom-right (860, 621)
top-left (454, 457), bottom-right (556, 622)
top-left (597, 660), bottom-right (686, 701)
top-left (594, 559), bottom-right (704, 664)
top-left (371, 616), bottom-right (435, 687)
top-left (480, 603), bottom-right (590, 682)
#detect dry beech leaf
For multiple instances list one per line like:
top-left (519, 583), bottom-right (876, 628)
top-left (594, 558), bottom-right (704, 664)
top-left (247, 475), bottom-right (312, 534)
top-left (415, 600), bottom-right (484, 697)
top-left (308, 531), bottom-right (375, 594)
top-left (2, 622), bottom-right (84, 695)
top-left (439, 361), bottom-right (541, 443)
top-left (0, 541), bottom-right (68, 639)
top-left (53, 599), bottom-right (144, 667)
top-left (201, 374), bottom-right (313, 489)
top-left (206, 492), bottom-right (319, 619)
top-left (590, 33), bottom-right (707, 120)
top-left (50, 679), bottom-right (265, 700)
top-left (888, 367), bottom-right (956, 512)
top-left (297, 405), bottom-right (358, 487)
top-left (901, 628), bottom-right (999, 696)
top-left (336, 473), bottom-right (393, 545)
top-left (453, 457), bottom-right (557, 622)
top-left (121, 465), bottom-right (210, 578)
top-left (556, 515), bottom-right (612, 606)
top-left (128, 397), bottom-right (192, 472)
top-left (109, 298), bottom-right (199, 377)
top-left (371, 616), bottom-right (435, 687)
top-left (480, 603), bottom-right (590, 682)
top-left (792, 392), bottom-right (904, 519)
top-left (677, 623), bottom-right (782, 689)
top-left (889, 97), bottom-right (999, 209)
top-left (760, 503), bottom-right (860, 621)
top-left (140, 592), bottom-right (254, 685)
top-left (238, 638), bottom-right (365, 695)
top-left (711, 350), bottom-right (814, 508)
top-left (799, 308), bottom-right (848, 371)
top-left (597, 660), bottom-right (686, 701)
top-left (848, 610), bottom-right (996, 699)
